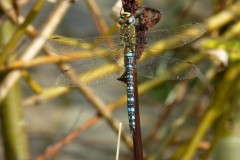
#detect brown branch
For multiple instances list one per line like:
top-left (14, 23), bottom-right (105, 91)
top-left (0, 52), bottom-right (92, 71)
top-left (143, 82), bottom-right (188, 147)
top-left (84, 0), bottom-right (109, 34)
top-left (35, 116), bottom-right (100, 160)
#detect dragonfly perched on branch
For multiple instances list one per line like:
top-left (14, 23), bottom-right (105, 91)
top-left (45, 11), bottom-right (208, 132)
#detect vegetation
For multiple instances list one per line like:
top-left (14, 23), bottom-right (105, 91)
top-left (0, 0), bottom-right (240, 160)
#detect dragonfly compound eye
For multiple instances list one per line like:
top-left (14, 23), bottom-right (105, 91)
top-left (118, 17), bottom-right (125, 25)
top-left (127, 16), bottom-right (135, 25)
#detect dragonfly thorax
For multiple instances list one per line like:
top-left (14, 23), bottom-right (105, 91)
top-left (119, 12), bottom-right (136, 48)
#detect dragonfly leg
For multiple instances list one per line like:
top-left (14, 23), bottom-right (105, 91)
top-left (117, 71), bottom-right (127, 84)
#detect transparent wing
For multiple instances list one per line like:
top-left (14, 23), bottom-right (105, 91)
top-left (136, 22), bottom-right (207, 79)
top-left (137, 54), bottom-right (213, 92)
top-left (45, 35), bottom-right (126, 87)
top-left (56, 57), bottom-right (125, 87)
top-left (143, 22), bottom-right (206, 53)
top-left (45, 35), bottom-right (122, 59)
top-left (137, 55), bottom-right (198, 80)
top-left (134, 23), bottom-right (206, 77)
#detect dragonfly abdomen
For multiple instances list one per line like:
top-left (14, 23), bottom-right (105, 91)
top-left (124, 51), bottom-right (136, 133)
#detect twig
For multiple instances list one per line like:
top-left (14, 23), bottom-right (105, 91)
top-left (204, 2), bottom-right (240, 31)
top-left (21, 70), bottom-right (43, 94)
top-left (84, 0), bottom-right (109, 34)
top-left (0, 53), bottom-right (92, 71)
top-left (223, 20), bottom-right (240, 39)
top-left (143, 82), bottom-right (188, 147)
top-left (152, 84), bottom-right (206, 159)
top-left (179, 0), bottom-right (197, 21)
top-left (115, 122), bottom-right (122, 160)
top-left (35, 116), bottom-right (100, 160)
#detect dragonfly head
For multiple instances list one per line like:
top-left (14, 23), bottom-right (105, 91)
top-left (118, 12), bottom-right (135, 26)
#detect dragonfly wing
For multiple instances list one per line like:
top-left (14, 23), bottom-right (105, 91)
top-left (144, 23), bottom-right (206, 53)
top-left (56, 57), bottom-right (125, 87)
top-left (45, 35), bottom-right (121, 58)
top-left (137, 55), bottom-right (213, 92)
top-left (137, 54), bottom-right (200, 80)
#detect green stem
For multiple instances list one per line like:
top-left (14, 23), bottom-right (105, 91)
top-left (0, 81), bottom-right (30, 160)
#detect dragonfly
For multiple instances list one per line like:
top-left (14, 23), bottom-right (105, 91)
top-left (45, 12), bottom-right (206, 133)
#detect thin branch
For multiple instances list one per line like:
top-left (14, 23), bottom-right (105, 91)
top-left (84, 0), bottom-right (109, 34)
top-left (204, 1), bottom-right (240, 31)
top-left (223, 20), bottom-right (240, 39)
top-left (143, 82), bottom-right (188, 147)
top-left (0, 53), bottom-right (92, 71)
top-left (21, 71), bottom-right (43, 94)
top-left (116, 123), bottom-right (122, 160)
